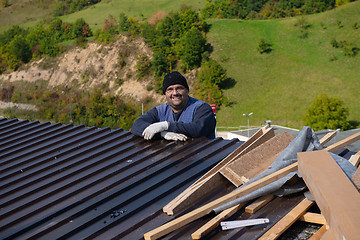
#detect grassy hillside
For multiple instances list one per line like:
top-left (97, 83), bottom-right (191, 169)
top-left (1, 0), bottom-right (359, 130)
top-left (0, 0), bottom-right (57, 31)
top-left (207, 1), bottom-right (360, 129)
top-left (0, 0), bottom-right (206, 32)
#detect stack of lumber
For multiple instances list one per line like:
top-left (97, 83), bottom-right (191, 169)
top-left (144, 127), bottom-right (360, 240)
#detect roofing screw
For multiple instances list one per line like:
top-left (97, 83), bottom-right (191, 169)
top-left (110, 209), bottom-right (127, 218)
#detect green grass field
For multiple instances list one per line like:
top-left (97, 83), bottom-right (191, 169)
top-left (0, 0), bottom-right (206, 32)
top-left (207, 2), bottom-right (360, 129)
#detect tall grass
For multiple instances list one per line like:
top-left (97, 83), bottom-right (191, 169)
top-left (207, 2), bottom-right (360, 129)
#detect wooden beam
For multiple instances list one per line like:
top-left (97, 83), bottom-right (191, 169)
top-left (319, 131), bottom-right (337, 146)
top-left (258, 198), bottom-right (314, 240)
top-left (308, 225), bottom-right (327, 240)
top-left (298, 150), bottom-right (360, 240)
top-left (319, 227), bottom-right (337, 240)
top-left (324, 131), bottom-right (360, 153)
top-left (351, 166), bottom-right (360, 190)
top-left (349, 154), bottom-right (360, 167)
top-left (163, 126), bottom-right (275, 215)
top-left (245, 194), bottom-right (275, 214)
top-left (355, 149), bottom-right (360, 156)
top-left (144, 162), bottom-right (298, 240)
top-left (191, 203), bottom-right (247, 239)
top-left (299, 212), bottom-right (326, 225)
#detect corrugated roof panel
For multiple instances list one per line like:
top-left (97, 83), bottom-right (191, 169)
top-left (0, 118), bottom-right (242, 240)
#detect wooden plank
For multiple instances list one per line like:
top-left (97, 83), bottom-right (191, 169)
top-left (220, 132), bottom-right (293, 187)
top-left (163, 126), bottom-right (275, 215)
top-left (351, 166), bottom-right (360, 190)
top-left (258, 198), bottom-right (314, 240)
top-left (320, 227), bottom-right (337, 240)
top-left (350, 150), bottom-right (360, 168)
top-left (298, 150), bottom-right (360, 240)
top-left (245, 194), bottom-right (275, 214)
top-left (144, 162), bottom-right (298, 240)
top-left (299, 212), bottom-right (326, 225)
top-left (197, 126), bottom-right (275, 184)
top-left (349, 155), bottom-right (360, 167)
top-left (191, 203), bottom-right (247, 239)
top-left (219, 167), bottom-right (244, 187)
top-left (308, 225), bottom-right (327, 240)
top-left (319, 131), bottom-right (337, 146)
top-left (325, 131), bottom-right (360, 153)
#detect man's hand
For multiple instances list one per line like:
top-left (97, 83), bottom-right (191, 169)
top-left (142, 121), bottom-right (169, 140)
top-left (161, 131), bottom-right (188, 141)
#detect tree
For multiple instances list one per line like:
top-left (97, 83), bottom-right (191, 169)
top-left (198, 59), bottom-right (227, 87)
top-left (72, 18), bottom-right (92, 39)
top-left (194, 59), bottom-right (229, 106)
top-left (303, 94), bottom-right (350, 131)
top-left (8, 35), bottom-right (32, 63)
top-left (179, 27), bottom-right (206, 70)
top-left (0, 25), bottom-right (28, 45)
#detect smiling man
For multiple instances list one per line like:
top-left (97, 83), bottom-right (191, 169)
top-left (131, 71), bottom-right (216, 141)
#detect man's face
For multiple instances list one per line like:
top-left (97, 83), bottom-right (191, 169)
top-left (165, 84), bottom-right (189, 112)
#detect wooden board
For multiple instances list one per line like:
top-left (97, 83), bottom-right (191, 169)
top-left (245, 194), bottom-right (274, 214)
top-left (220, 132), bottom-right (294, 187)
top-left (351, 166), bottom-right (360, 190)
top-left (308, 225), bottom-right (327, 240)
top-left (163, 126), bottom-right (275, 215)
top-left (325, 131), bottom-right (360, 153)
top-left (299, 212), bottom-right (326, 225)
top-left (298, 150), bottom-right (360, 240)
top-left (319, 131), bottom-right (337, 146)
top-left (258, 198), bottom-right (314, 240)
top-left (349, 155), bottom-right (360, 167)
top-left (319, 227), bottom-right (337, 240)
top-left (144, 162), bottom-right (299, 240)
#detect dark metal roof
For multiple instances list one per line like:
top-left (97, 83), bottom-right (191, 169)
top-left (0, 117), bottom-right (242, 240)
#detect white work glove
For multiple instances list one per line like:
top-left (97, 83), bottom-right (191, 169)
top-left (161, 131), bottom-right (188, 141)
top-left (142, 121), bottom-right (169, 140)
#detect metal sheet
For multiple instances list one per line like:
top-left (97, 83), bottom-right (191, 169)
top-left (0, 118), bottom-right (242, 240)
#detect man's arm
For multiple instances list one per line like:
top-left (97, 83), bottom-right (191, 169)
top-left (167, 103), bottom-right (216, 138)
top-left (130, 108), bottom-right (160, 137)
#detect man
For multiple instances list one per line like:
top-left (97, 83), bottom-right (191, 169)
top-left (131, 71), bottom-right (216, 141)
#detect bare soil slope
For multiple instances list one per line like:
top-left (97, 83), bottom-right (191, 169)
top-left (0, 35), bottom-right (165, 104)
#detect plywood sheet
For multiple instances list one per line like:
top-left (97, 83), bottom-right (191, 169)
top-left (220, 132), bottom-right (294, 186)
top-left (298, 150), bottom-right (360, 240)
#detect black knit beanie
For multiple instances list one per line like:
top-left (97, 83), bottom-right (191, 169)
top-left (162, 71), bottom-right (189, 95)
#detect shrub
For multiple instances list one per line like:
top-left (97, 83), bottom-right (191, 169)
top-left (119, 13), bottom-right (131, 32)
top-left (136, 54), bottom-right (152, 80)
top-left (303, 94), bottom-right (350, 131)
top-left (257, 38), bottom-right (273, 54)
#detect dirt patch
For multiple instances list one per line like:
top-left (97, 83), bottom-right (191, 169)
top-left (0, 35), bottom-right (164, 104)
